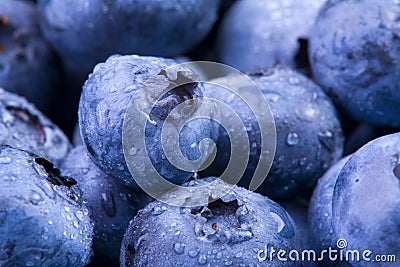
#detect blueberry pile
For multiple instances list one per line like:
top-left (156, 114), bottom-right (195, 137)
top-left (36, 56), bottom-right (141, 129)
top-left (1, 0), bottom-right (400, 266)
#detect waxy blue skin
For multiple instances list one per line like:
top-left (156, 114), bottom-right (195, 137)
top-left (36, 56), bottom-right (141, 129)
top-left (310, 0), bottom-right (400, 127)
top-left (79, 54), bottom-right (217, 189)
top-left (0, 0), bottom-right (61, 112)
top-left (0, 145), bottom-right (93, 267)
top-left (61, 145), bottom-right (152, 265)
top-left (38, 0), bottom-right (219, 74)
top-left (201, 68), bottom-right (344, 199)
top-left (120, 178), bottom-right (303, 267)
top-left (308, 156), bottom-right (350, 266)
top-left (332, 133), bottom-right (400, 266)
top-left (281, 200), bottom-right (318, 267)
top-left (0, 88), bottom-right (71, 166)
top-left (218, 0), bottom-right (325, 72)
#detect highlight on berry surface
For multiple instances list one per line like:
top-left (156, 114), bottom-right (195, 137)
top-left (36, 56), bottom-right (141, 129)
top-left (122, 61), bottom-right (276, 207)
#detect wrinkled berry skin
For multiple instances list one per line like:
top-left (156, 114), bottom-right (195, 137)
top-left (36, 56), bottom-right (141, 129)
top-left (310, 0), bottom-right (400, 127)
top-left (308, 156), bottom-right (350, 266)
top-left (201, 68), bottom-right (344, 199)
top-left (61, 145), bottom-right (152, 265)
top-left (0, 88), bottom-right (71, 166)
top-left (79, 54), bottom-right (217, 189)
top-left (0, 0), bottom-right (60, 112)
top-left (0, 145), bottom-right (93, 267)
top-left (121, 178), bottom-right (303, 267)
top-left (218, 0), bottom-right (325, 72)
top-left (38, 0), bottom-right (219, 74)
top-left (332, 133), bottom-right (400, 266)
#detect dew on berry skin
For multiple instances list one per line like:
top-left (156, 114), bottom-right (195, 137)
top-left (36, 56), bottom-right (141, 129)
top-left (29, 191), bottom-right (43, 205)
top-left (0, 156), bottom-right (11, 164)
top-left (318, 130), bottom-right (335, 152)
top-left (75, 210), bottom-right (84, 221)
top-left (225, 260), bottom-right (233, 266)
top-left (286, 132), bottom-right (299, 146)
top-left (270, 212), bottom-right (285, 233)
top-left (101, 191), bottom-right (116, 217)
top-left (128, 146), bottom-right (138, 156)
top-left (287, 76), bottom-right (299, 85)
top-left (198, 254), bottom-right (207, 265)
top-left (188, 247), bottom-right (200, 258)
top-left (173, 242), bottom-right (186, 255)
top-left (152, 205), bottom-right (167, 215)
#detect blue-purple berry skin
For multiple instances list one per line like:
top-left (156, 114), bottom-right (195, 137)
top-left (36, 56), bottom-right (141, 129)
top-left (38, 0), bottom-right (220, 74)
top-left (121, 178), bottom-right (303, 267)
top-left (332, 133), bottom-right (400, 266)
top-left (0, 145), bottom-right (93, 267)
top-left (218, 0), bottom-right (325, 72)
top-left (61, 145), bottom-right (152, 265)
top-left (0, 0), bottom-right (61, 112)
top-left (310, 0), bottom-right (400, 126)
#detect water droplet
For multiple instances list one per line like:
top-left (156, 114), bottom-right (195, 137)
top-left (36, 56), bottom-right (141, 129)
top-left (82, 208), bottom-right (89, 216)
top-left (152, 205), bottom-right (167, 215)
top-left (235, 252), bottom-right (243, 258)
top-left (129, 146), bottom-right (138, 156)
top-left (288, 76), bottom-right (299, 85)
top-left (48, 220), bottom-right (53, 225)
top-left (64, 206), bottom-right (71, 212)
top-left (198, 254), bottom-right (207, 265)
top-left (225, 260), bottom-right (233, 266)
top-left (270, 212), bottom-right (286, 233)
top-left (73, 220), bottom-right (79, 228)
top-left (286, 132), bottom-right (299, 146)
top-left (299, 157), bottom-right (307, 166)
top-left (188, 248), bottom-right (200, 258)
top-left (137, 163), bottom-right (146, 172)
top-left (318, 131), bottom-right (334, 152)
top-left (101, 191), bottom-right (116, 217)
top-left (0, 156), bottom-right (11, 164)
top-left (29, 191), bottom-right (43, 205)
top-left (173, 243), bottom-right (186, 255)
top-left (239, 205), bottom-right (249, 215)
top-left (75, 210), bottom-right (84, 221)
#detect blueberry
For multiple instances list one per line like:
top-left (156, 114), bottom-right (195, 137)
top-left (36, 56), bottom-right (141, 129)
top-left (0, 145), bottom-right (93, 266)
top-left (332, 133), bottom-right (400, 265)
top-left (201, 68), bottom-right (344, 199)
top-left (38, 0), bottom-right (220, 74)
top-left (308, 155), bottom-right (350, 266)
top-left (79, 54), bottom-right (217, 189)
top-left (0, 0), bottom-right (61, 112)
top-left (217, 0), bottom-right (325, 73)
top-left (280, 200), bottom-right (318, 267)
top-left (120, 178), bottom-right (303, 266)
top-left (60, 145), bottom-right (152, 265)
top-left (0, 88), bottom-right (71, 166)
top-left (309, 0), bottom-right (400, 127)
